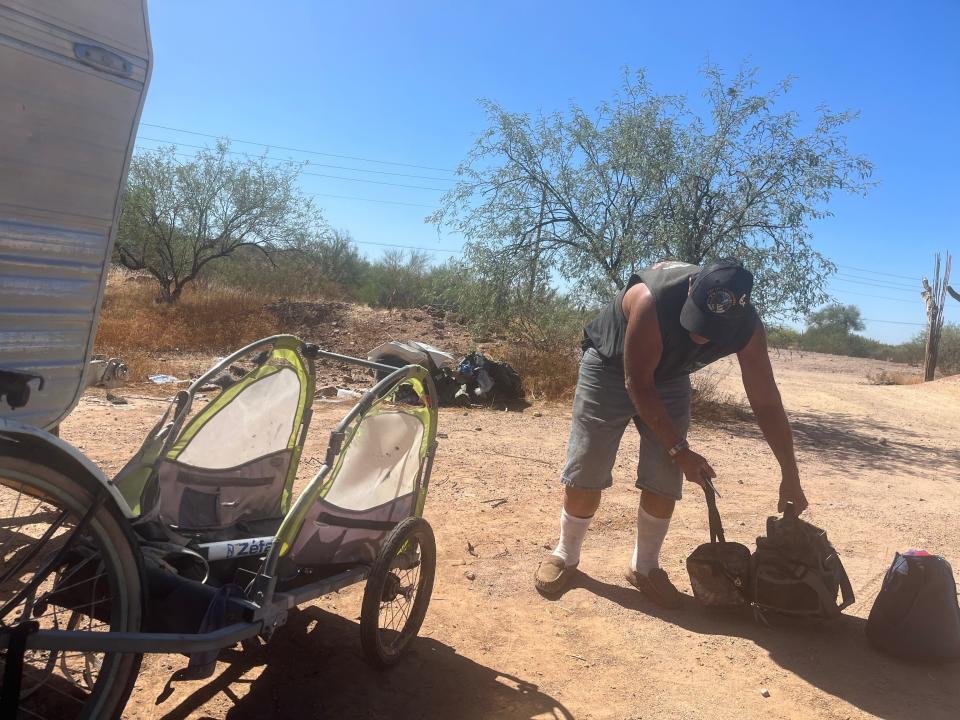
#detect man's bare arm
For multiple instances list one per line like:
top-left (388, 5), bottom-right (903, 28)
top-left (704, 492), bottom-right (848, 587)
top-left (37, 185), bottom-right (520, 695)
top-left (736, 320), bottom-right (808, 513)
top-left (622, 284), bottom-right (716, 489)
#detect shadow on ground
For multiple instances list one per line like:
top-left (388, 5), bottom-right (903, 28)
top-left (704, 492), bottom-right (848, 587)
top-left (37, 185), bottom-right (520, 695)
top-left (571, 571), bottom-right (960, 720)
top-left (700, 406), bottom-right (960, 479)
top-left (157, 606), bottom-right (572, 720)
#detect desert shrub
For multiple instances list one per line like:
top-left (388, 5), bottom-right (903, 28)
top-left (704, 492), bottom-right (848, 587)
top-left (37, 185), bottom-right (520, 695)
top-left (496, 312), bottom-right (582, 401)
top-left (356, 250), bottom-right (434, 308)
top-left (878, 324), bottom-right (960, 376)
top-left (800, 327), bottom-right (887, 358)
top-left (865, 369), bottom-right (923, 386)
top-left (95, 269), bottom-right (276, 380)
top-left (206, 233), bottom-right (363, 300)
top-left (766, 324), bottom-right (802, 348)
top-left (690, 369), bottom-right (748, 423)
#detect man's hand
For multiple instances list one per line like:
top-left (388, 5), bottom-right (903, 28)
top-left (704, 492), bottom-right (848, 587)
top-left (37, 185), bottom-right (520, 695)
top-left (778, 466), bottom-right (808, 514)
top-left (675, 449), bottom-right (716, 490)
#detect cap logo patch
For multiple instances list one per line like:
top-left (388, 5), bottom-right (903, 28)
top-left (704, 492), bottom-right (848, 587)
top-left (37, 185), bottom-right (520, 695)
top-left (706, 287), bottom-right (736, 314)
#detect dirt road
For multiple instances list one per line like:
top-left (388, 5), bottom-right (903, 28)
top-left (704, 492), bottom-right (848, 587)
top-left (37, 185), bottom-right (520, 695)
top-left (61, 351), bottom-right (960, 719)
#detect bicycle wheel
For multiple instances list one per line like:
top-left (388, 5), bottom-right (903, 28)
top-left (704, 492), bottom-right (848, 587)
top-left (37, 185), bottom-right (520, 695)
top-left (0, 455), bottom-right (144, 719)
top-left (360, 516), bottom-right (436, 668)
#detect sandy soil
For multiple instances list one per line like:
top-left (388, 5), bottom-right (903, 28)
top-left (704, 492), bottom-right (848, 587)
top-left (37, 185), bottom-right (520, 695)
top-left (60, 351), bottom-right (960, 720)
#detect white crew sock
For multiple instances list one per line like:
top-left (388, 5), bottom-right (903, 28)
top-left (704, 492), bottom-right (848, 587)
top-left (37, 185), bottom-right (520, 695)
top-left (631, 505), bottom-right (672, 575)
top-left (552, 509), bottom-right (593, 567)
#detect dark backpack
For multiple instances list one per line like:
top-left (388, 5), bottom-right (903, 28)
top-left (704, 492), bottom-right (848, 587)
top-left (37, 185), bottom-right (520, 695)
top-left (866, 552), bottom-right (960, 661)
top-left (750, 507), bottom-right (854, 618)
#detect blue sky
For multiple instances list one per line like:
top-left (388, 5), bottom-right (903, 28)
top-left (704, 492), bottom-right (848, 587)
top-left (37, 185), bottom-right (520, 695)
top-left (138, 1), bottom-right (959, 342)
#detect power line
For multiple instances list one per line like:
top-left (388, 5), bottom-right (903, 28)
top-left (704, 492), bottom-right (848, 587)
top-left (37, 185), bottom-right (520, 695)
top-left (861, 318), bottom-right (926, 327)
top-left (307, 192), bottom-right (438, 210)
top-left (133, 144), bottom-right (448, 192)
top-left (834, 273), bottom-right (917, 292)
top-left (140, 122), bottom-right (457, 174)
top-left (833, 277), bottom-right (918, 294)
top-left (133, 146), bottom-right (442, 210)
top-left (836, 263), bottom-right (920, 281)
top-left (828, 287), bottom-right (923, 303)
top-left (136, 136), bottom-right (457, 183)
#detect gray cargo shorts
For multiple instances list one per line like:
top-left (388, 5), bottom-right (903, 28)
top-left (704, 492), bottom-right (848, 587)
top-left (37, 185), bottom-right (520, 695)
top-left (560, 348), bottom-right (691, 500)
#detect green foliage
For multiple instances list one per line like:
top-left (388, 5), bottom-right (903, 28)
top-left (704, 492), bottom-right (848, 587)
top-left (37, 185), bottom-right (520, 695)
top-left (116, 143), bottom-right (324, 302)
top-left (356, 250), bottom-right (433, 308)
top-left (794, 302), bottom-right (959, 377)
top-left (205, 228), bottom-right (365, 299)
top-left (431, 64), bottom-right (873, 319)
top-left (806, 304), bottom-right (865, 333)
top-left (765, 324), bottom-right (802, 348)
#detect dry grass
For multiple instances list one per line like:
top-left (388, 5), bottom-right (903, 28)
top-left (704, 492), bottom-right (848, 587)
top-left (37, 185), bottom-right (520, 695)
top-left (500, 343), bottom-right (581, 401)
top-left (865, 369), bottom-right (924, 386)
top-left (95, 270), bottom-right (276, 381)
top-left (690, 369), bottom-right (749, 424)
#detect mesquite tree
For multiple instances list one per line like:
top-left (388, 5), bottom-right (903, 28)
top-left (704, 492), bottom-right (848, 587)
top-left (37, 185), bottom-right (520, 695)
top-left (116, 142), bottom-right (323, 302)
top-left (431, 65), bottom-right (874, 318)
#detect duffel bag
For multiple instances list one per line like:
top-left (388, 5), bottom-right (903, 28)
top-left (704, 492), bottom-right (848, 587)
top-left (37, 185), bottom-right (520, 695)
top-left (686, 482), bottom-right (752, 608)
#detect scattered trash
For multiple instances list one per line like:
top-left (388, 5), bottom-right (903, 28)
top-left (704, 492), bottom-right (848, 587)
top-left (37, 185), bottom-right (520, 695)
top-left (148, 374), bottom-right (179, 384)
top-left (366, 341), bottom-right (524, 407)
top-left (85, 356), bottom-right (128, 389)
top-left (455, 351), bottom-right (523, 403)
top-left (464, 571), bottom-right (476, 581)
top-left (336, 388), bottom-right (362, 400)
top-left (368, 340), bottom-right (455, 373)
top-left (105, 392), bottom-right (128, 405)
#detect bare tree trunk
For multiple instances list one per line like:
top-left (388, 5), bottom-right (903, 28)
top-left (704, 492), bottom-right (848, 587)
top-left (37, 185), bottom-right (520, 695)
top-left (922, 252), bottom-right (952, 382)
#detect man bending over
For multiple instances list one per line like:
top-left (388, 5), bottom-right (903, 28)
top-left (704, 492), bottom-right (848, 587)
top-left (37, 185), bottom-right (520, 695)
top-left (534, 259), bottom-right (808, 607)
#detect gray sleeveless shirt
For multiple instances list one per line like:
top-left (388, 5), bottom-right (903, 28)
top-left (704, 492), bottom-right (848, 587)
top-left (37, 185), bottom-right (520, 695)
top-left (582, 262), bottom-right (756, 382)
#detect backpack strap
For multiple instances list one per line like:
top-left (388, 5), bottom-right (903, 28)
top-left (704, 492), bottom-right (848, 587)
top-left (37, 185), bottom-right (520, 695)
top-left (702, 482), bottom-right (726, 544)
top-left (836, 557), bottom-right (856, 611)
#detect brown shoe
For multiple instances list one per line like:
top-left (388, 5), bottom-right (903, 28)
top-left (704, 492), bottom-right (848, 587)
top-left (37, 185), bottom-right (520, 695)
top-left (534, 555), bottom-right (578, 595)
top-left (624, 567), bottom-right (683, 609)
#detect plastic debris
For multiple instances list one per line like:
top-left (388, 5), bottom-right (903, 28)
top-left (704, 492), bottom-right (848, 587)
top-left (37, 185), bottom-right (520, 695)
top-left (148, 374), bottom-right (179, 384)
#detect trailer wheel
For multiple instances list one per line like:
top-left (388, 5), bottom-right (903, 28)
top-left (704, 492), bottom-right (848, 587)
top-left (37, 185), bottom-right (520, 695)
top-left (360, 517), bottom-right (436, 668)
top-left (0, 455), bottom-right (144, 719)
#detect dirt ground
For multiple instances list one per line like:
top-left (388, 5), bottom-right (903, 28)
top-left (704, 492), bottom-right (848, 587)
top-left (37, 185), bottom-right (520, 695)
top-left (60, 350), bottom-right (960, 720)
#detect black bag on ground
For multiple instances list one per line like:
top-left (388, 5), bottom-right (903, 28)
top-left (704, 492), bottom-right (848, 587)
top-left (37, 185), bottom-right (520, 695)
top-left (751, 505), bottom-right (854, 618)
top-left (686, 483), bottom-right (752, 608)
top-left (866, 552), bottom-right (960, 661)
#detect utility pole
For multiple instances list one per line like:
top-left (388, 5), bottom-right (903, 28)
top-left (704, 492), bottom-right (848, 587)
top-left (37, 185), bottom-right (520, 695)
top-left (921, 251), bottom-right (952, 381)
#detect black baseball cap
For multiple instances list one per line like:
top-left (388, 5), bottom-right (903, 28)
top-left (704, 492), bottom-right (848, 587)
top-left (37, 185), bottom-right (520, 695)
top-left (680, 259), bottom-right (756, 341)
